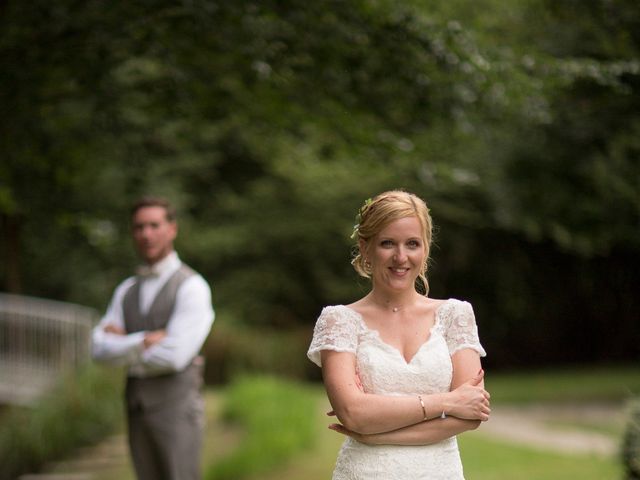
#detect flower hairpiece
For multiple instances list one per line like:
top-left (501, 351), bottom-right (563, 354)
top-left (350, 197), bottom-right (372, 240)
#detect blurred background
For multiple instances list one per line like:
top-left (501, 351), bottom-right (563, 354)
top-left (1, 0), bottom-right (639, 479)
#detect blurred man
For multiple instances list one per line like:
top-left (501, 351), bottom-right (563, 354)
top-left (92, 196), bottom-right (214, 480)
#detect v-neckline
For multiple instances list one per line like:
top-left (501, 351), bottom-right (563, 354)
top-left (340, 300), bottom-right (450, 365)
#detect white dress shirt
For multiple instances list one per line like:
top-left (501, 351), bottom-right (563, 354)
top-left (92, 251), bottom-right (215, 377)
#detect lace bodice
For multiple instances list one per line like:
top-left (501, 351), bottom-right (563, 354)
top-left (307, 298), bottom-right (486, 480)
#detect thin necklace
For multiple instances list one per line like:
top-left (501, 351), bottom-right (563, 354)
top-left (372, 298), bottom-right (413, 313)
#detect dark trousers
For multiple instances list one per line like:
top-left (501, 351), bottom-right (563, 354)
top-left (126, 385), bottom-right (204, 480)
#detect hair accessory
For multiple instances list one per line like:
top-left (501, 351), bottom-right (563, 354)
top-left (350, 197), bottom-right (372, 240)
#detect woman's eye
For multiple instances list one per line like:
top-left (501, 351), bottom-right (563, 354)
top-left (408, 240), bottom-right (421, 248)
top-left (380, 240), bottom-right (393, 247)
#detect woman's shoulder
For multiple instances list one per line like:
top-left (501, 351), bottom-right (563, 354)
top-left (434, 297), bottom-right (473, 309)
top-left (318, 304), bottom-right (362, 322)
top-left (435, 298), bottom-right (476, 326)
top-left (309, 306), bottom-right (362, 366)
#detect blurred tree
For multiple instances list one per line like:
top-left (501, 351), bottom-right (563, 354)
top-left (0, 0), bottom-right (503, 310)
top-left (423, 0), bottom-right (640, 366)
top-left (0, 0), bottom-right (638, 366)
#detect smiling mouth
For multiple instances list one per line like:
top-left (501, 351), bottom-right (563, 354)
top-left (390, 267), bottom-right (410, 274)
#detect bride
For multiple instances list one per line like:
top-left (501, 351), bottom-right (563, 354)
top-left (308, 190), bottom-right (490, 479)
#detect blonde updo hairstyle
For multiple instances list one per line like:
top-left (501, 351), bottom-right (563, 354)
top-left (351, 190), bottom-right (433, 295)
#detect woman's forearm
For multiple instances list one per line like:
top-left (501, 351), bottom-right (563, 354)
top-left (325, 377), bottom-right (489, 435)
top-left (321, 351), bottom-right (489, 435)
top-left (332, 416), bottom-right (481, 446)
top-left (332, 390), bottom-right (451, 435)
top-left (322, 352), bottom-right (453, 434)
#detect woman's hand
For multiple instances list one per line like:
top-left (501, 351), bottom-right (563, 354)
top-left (328, 423), bottom-right (373, 444)
top-left (445, 369), bottom-right (491, 421)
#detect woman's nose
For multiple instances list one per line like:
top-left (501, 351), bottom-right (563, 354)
top-left (393, 247), bottom-right (407, 262)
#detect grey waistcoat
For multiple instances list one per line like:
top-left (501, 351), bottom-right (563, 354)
top-left (123, 264), bottom-right (202, 411)
top-left (123, 264), bottom-right (195, 334)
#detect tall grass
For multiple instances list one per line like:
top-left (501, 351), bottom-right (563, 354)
top-left (0, 364), bottom-right (123, 480)
top-left (206, 375), bottom-right (318, 480)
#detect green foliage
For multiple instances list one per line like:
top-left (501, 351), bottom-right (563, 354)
top-left (0, 364), bottom-right (123, 480)
top-left (202, 318), bottom-right (316, 385)
top-left (206, 375), bottom-right (318, 480)
top-left (481, 0), bottom-right (640, 256)
top-left (1, 0), bottom-right (639, 367)
top-left (623, 397), bottom-right (640, 479)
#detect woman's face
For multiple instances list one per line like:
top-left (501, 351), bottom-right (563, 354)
top-left (364, 216), bottom-right (426, 293)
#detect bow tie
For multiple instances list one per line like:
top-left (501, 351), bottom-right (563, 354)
top-left (136, 265), bottom-right (160, 277)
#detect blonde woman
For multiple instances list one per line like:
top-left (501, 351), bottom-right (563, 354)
top-left (308, 190), bottom-right (489, 479)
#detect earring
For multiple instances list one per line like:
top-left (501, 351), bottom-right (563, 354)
top-left (364, 259), bottom-right (372, 271)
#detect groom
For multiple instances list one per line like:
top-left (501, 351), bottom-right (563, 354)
top-left (92, 196), bottom-right (215, 480)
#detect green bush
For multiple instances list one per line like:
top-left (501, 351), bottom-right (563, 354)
top-left (202, 321), bottom-right (317, 385)
top-left (0, 363), bottom-right (123, 480)
top-left (206, 375), bottom-right (318, 480)
top-left (623, 397), bottom-right (640, 479)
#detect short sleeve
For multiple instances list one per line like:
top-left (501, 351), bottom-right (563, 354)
top-left (307, 306), bottom-right (359, 367)
top-left (440, 300), bottom-right (486, 357)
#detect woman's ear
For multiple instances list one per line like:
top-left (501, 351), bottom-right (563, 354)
top-left (358, 238), bottom-right (367, 257)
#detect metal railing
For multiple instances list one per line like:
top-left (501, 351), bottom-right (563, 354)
top-left (0, 293), bottom-right (99, 405)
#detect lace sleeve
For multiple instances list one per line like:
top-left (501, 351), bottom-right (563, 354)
top-left (441, 300), bottom-right (486, 357)
top-left (307, 306), bottom-right (359, 367)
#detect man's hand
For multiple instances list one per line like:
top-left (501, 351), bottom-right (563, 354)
top-left (103, 324), bottom-right (126, 335)
top-left (143, 329), bottom-right (167, 349)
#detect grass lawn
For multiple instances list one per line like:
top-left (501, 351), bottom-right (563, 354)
top-left (459, 431), bottom-right (622, 480)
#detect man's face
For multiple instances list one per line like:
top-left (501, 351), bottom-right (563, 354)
top-left (131, 206), bottom-right (177, 264)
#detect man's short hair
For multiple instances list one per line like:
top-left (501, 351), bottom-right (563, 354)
top-left (130, 196), bottom-right (177, 222)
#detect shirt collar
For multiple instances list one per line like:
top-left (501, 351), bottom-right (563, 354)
top-left (136, 251), bottom-right (180, 278)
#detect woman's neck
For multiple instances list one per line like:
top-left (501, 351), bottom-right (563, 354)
top-left (367, 288), bottom-right (422, 313)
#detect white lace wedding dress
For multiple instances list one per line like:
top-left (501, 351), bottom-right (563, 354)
top-left (307, 298), bottom-right (486, 480)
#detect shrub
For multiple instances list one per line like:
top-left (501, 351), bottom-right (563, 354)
top-left (0, 364), bottom-right (123, 480)
top-left (206, 375), bottom-right (318, 480)
top-left (202, 322), bottom-right (318, 384)
top-left (623, 397), bottom-right (640, 479)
